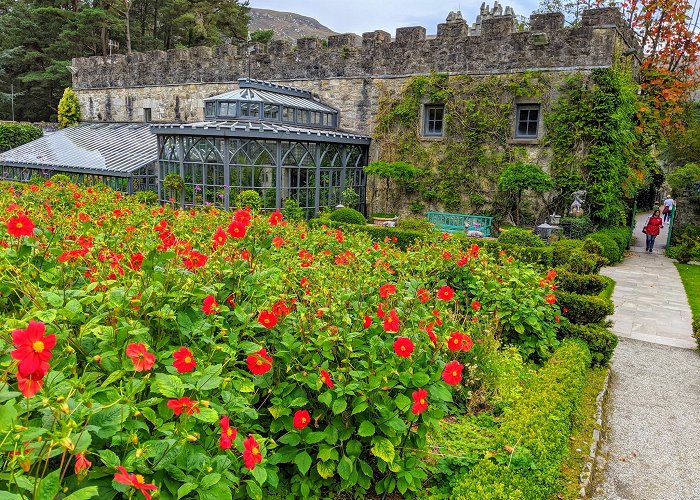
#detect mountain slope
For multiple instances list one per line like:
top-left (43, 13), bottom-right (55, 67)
top-left (249, 8), bottom-right (339, 42)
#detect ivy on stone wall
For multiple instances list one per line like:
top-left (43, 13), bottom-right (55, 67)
top-left (374, 72), bottom-right (550, 214)
top-left (546, 68), bottom-right (642, 226)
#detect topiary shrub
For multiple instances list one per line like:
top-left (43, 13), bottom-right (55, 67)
top-left (282, 198), bottom-right (305, 221)
top-left (50, 173), bottom-right (72, 186)
top-left (585, 233), bottom-right (622, 264)
top-left (582, 238), bottom-right (603, 256)
top-left (57, 87), bottom-right (81, 128)
top-left (396, 216), bottom-right (434, 232)
top-left (559, 216), bottom-right (593, 239)
top-left (236, 189), bottom-right (262, 211)
top-left (134, 191), bottom-right (158, 204)
top-left (556, 291), bottom-right (614, 324)
top-left (558, 322), bottom-right (618, 366)
top-left (329, 207), bottom-right (366, 225)
top-left (340, 188), bottom-right (359, 208)
top-left (554, 271), bottom-right (607, 295)
top-left (553, 239), bottom-right (584, 266)
top-left (498, 227), bottom-right (545, 247)
top-left (596, 227), bottom-right (632, 253)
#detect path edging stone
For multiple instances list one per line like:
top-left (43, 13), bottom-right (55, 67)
top-left (578, 371), bottom-right (610, 498)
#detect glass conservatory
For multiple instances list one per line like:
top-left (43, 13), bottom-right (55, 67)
top-left (151, 78), bottom-right (371, 216)
top-left (0, 123), bottom-right (157, 192)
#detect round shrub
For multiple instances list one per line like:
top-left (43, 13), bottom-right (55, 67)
top-left (585, 233), bottom-right (622, 264)
top-left (562, 250), bottom-right (598, 275)
top-left (554, 271), bottom-right (607, 295)
top-left (134, 190), bottom-right (158, 204)
top-left (329, 207), bottom-right (366, 225)
top-left (582, 238), bottom-right (603, 256)
top-left (498, 228), bottom-right (545, 247)
top-left (50, 173), bottom-right (72, 186)
top-left (556, 291), bottom-right (614, 324)
top-left (282, 198), bottom-right (305, 221)
top-left (236, 189), bottom-right (262, 211)
top-left (558, 323), bottom-right (618, 366)
top-left (396, 216), bottom-right (434, 232)
top-left (553, 239), bottom-right (584, 266)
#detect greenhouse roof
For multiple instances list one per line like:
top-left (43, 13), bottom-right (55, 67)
top-left (204, 79), bottom-right (337, 114)
top-left (0, 123), bottom-right (157, 177)
top-left (151, 120), bottom-right (371, 146)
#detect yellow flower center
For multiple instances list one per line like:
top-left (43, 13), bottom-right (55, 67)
top-left (400, 346), bottom-right (405, 351)
top-left (184, 356), bottom-right (192, 364)
top-left (226, 428), bottom-right (233, 437)
top-left (16, 222), bottom-right (23, 229)
top-left (301, 417), bottom-right (307, 424)
top-left (256, 359), bottom-right (263, 366)
top-left (32, 341), bottom-right (45, 353)
top-left (420, 398), bottom-right (425, 405)
top-left (252, 447), bottom-right (260, 456)
top-left (452, 371), bottom-right (458, 377)
top-left (263, 318), bottom-right (270, 324)
top-left (135, 474), bottom-right (145, 484)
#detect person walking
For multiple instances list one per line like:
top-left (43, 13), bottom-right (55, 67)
top-left (662, 195), bottom-right (674, 223)
top-left (643, 209), bottom-right (664, 253)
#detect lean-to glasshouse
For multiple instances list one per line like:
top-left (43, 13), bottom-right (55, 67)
top-left (151, 79), bottom-right (371, 216)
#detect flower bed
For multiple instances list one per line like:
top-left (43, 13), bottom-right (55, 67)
top-left (0, 182), bottom-right (563, 499)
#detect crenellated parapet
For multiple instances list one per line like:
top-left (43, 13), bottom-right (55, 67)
top-left (71, 7), bottom-right (636, 90)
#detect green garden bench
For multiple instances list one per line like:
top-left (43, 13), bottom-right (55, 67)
top-left (426, 212), bottom-right (493, 236)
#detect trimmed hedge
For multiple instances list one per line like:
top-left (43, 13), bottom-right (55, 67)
top-left (554, 271), bottom-right (607, 295)
top-left (558, 322), bottom-right (618, 366)
top-left (0, 123), bottom-right (42, 152)
top-left (498, 227), bottom-right (545, 247)
top-left (597, 226), bottom-right (632, 252)
top-left (693, 318), bottom-right (700, 351)
top-left (553, 240), bottom-right (584, 267)
top-left (585, 233), bottom-right (622, 264)
top-left (329, 207), bottom-right (366, 225)
top-left (556, 291), bottom-right (614, 324)
top-left (310, 218), bottom-right (424, 249)
top-left (451, 340), bottom-right (591, 499)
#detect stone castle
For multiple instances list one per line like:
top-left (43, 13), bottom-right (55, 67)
top-left (70, 6), bottom-right (637, 136)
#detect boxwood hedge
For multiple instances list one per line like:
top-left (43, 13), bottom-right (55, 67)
top-left (556, 291), bottom-right (614, 324)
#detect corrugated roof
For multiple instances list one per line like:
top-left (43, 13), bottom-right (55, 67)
top-left (204, 87), bottom-right (336, 114)
top-left (151, 120), bottom-right (371, 144)
top-left (0, 123), bottom-right (157, 177)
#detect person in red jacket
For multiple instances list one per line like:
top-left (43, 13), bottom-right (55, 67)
top-left (643, 209), bottom-right (664, 252)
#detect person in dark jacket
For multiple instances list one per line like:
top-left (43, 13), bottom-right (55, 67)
top-left (643, 210), bottom-right (664, 252)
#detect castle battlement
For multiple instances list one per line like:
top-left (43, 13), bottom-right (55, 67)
top-left (71, 7), bottom-right (635, 90)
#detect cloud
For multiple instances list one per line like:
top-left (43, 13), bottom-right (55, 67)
top-left (249, 0), bottom-right (542, 36)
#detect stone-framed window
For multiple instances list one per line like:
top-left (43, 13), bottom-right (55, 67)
top-left (515, 104), bottom-right (540, 139)
top-left (423, 105), bottom-right (445, 137)
top-left (143, 108), bottom-right (152, 123)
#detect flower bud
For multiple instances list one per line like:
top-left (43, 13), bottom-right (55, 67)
top-left (186, 434), bottom-right (198, 442)
top-left (60, 404), bottom-right (69, 414)
top-left (135, 448), bottom-right (144, 458)
top-left (133, 411), bottom-right (142, 417)
top-left (93, 355), bottom-right (102, 364)
top-left (201, 400), bottom-right (210, 408)
top-left (14, 425), bottom-right (27, 432)
top-left (59, 437), bottom-right (74, 451)
top-left (130, 435), bottom-right (139, 445)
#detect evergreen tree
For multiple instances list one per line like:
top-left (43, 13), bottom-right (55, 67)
top-left (57, 87), bottom-right (80, 128)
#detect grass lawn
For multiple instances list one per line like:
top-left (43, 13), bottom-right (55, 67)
top-left (558, 367), bottom-right (609, 499)
top-left (675, 263), bottom-right (700, 348)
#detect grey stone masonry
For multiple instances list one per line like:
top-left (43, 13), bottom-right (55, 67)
top-left (71, 8), bottom-right (636, 90)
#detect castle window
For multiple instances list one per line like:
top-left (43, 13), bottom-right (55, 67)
top-left (264, 104), bottom-right (280, 120)
top-left (423, 105), bottom-right (444, 137)
top-left (298, 109), bottom-right (309, 125)
top-left (282, 107), bottom-right (295, 122)
top-left (204, 102), bottom-right (215, 118)
top-left (240, 102), bottom-right (260, 118)
top-left (143, 108), bottom-right (152, 123)
top-left (515, 104), bottom-right (540, 138)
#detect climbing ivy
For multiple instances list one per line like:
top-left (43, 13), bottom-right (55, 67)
top-left (546, 68), bottom-right (643, 226)
top-left (374, 72), bottom-right (550, 214)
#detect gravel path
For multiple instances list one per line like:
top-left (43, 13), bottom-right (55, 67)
top-left (592, 212), bottom-right (700, 499)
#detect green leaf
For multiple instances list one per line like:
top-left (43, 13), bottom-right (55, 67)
top-left (318, 391), bottom-right (333, 407)
top-left (294, 451), bottom-right (312, 475)
top-left (0, 493), bottom-right (22, 500)
top-left (200, 482), bottom-right (233, 500)
top-left (278, 433), bottom-right (301, 446)
top-left (357, 421), bottom-right (375, 437)
top-left (412, 372), bottom-right (430, 386)
top-left (100, 370), bottom-right (125, 388)
top-left (97, 449), bottom-right (120, 468)
top-left (245, 481), bottom-right (262, 500)
top-left (250, 465), bottom-right (267, 485)
top-left (199, 472), bottom-right (221, 489)
top-left (305, 432), bottom-right (326, 444)
top-left (317, 460), bottom-right (336, 479)
top-left (332, 398), bottom-right (347, 415)
top-left (346, 440), bottom-right (362, 458)
top-left (178, 483), bottom-right (198, 499)
top-left (36, 469), bottom-right (61, 500)
top-left (196, 364), bottom-right (223, 391)
top-left (394, 393), bottom-right (411, 412)
top-left (428, 383), bottom-right (453, 403)
top-left (192, 407), bottom-right (219, 423)
top-left (62, 487), bottom-right (99, 500)
top-left (0, 400), bottom-right (17, 432)
top-left (337, 456), bottom-right (353, 480)
top-left (152, 373), bottom-right (184, 398)
top-left (370, 436), bottom-right (395, 463)
top-left (35, 309), bottom-right (57, 324)
top-left (351, 401), bottom-right (368, 415)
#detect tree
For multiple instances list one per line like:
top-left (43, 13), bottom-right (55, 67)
top-left (57, 87), bottom-right (81, 128)
top-left (250, 29), bottom-right (274, 43)
top-left (364, 161), bottom-right (421, 213)
top-left (498, 162), bottom-right (553, 226)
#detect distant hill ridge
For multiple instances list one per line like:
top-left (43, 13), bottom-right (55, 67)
top-left (249, 8), bottom-right (339, 42)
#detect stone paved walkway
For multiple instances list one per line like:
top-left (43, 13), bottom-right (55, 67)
top-left (593, 211), bottom-right (700, 499)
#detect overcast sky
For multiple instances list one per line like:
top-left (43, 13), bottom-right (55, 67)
top-left (249, 0), bottom-right (543, 35)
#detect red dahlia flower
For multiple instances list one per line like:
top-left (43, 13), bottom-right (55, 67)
top-left (268, 210), bottom-right (283, 226)
top-left (172, 347), bottom-right (196, 373)
top-left (128, 252), bottom-right (144, 271)
top-left (202, 295), bottom-right (219, 315)
top-left (16, 363), bottom-right (48, 398)
top-left (219, 416), bottom-right (237, 450)
top-left (74, 452), bottom-right (91, 475)
top-left (462, 334), bottom-right (474, 352)
top-left (379, 283), bottom-right (396, 298)
top-left (393, 337), bottom-right (414, 358)
top-left (11, 321), bottom-right (55, 376)
top-left (411, 388), bottom-right (428, 415)
top-left (442, 360), bottom-right (464, 385)
top-left (182, 250), bottom-right (207, 270)
top-left (7, 213), bottom-right (35, 238)
top-left (257, 310), bottom-right (278, 329)
top-left (247, 348), bottom-right (273, 375)
top-left (233, 209), bottom-right (252, 226)
top-left (125, 343), bottom-right (155, 372)
top-left (227, 220), bottom-right (247, 239)
top-left (113, 466), bottom-right (158, 500)
top-left (320, 369), bottom-right (334, 388)
top-left (293, 410), bottom-right (311, 429)
top-left (437, 286), bottom-right (454, 301)
top-left (416, 288), bottom-right (430, 303)
top-left (471, 300), bottom-right (481, 311)
top-left (167, 397), bottom-right (200, 416)
top-left (546, 269), bottom-right (557, 281)
top-left (470, 244), bottom-right (480, 258)
top-left (272, 236), bottom-right (285, 248)
top-left (545, 294), bottom-right (557, 305)
top-left (242, 435), bottom-right (263, 470)
top-left (363, 315), bottom-right (372, 328)
top-left (447, 332), bottom-right (465, 352)
top-left (383, 309), bottom-right (400, 333)
top-left (212, 226), bottom-right (227, 249)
